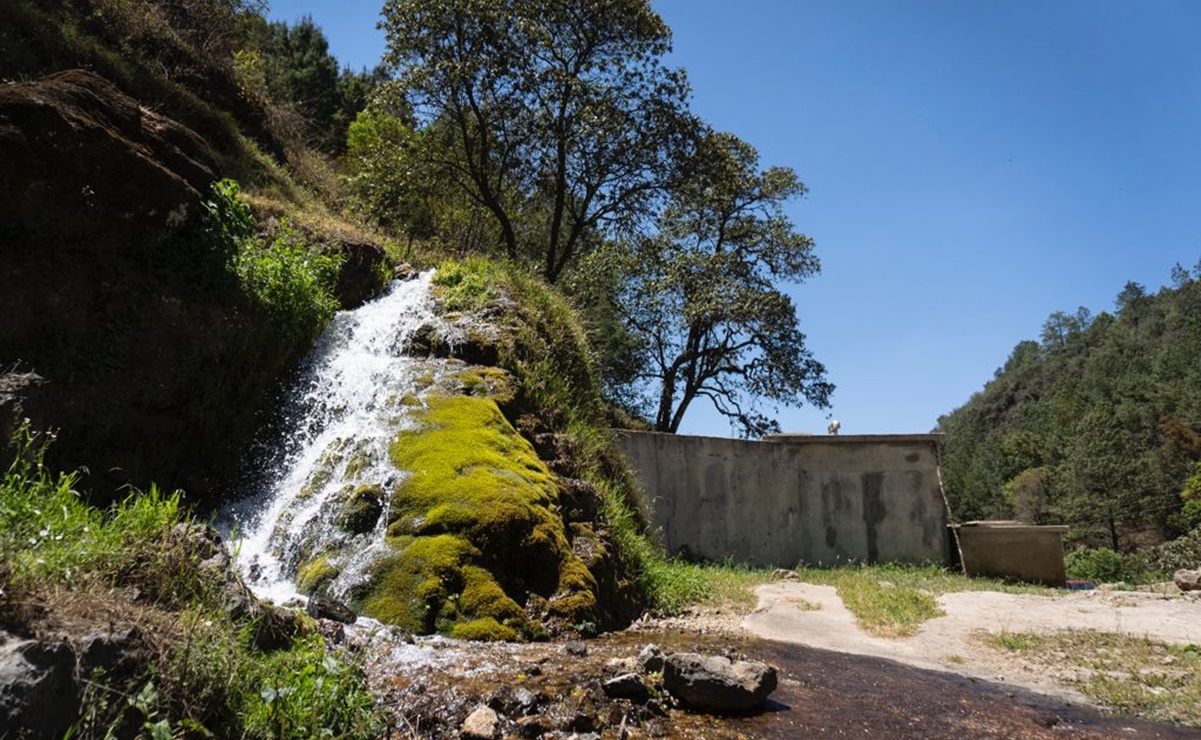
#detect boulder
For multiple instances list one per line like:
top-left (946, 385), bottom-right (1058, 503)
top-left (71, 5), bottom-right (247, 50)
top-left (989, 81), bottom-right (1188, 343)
top-left (0, 636), bottom-right (79, 738)
top-left (602, 672), bottom-right (649, 702)
top-left (661, 652), bottom-right (777, 712)
top-left (1174, 569), bottom-right (1201, 592)
top-left (638, 643), bottom-right (666, 673)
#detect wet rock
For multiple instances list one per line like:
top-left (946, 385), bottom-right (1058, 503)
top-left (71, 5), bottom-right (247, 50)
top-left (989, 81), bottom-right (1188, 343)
top-left (661, 652), bottom-right (778, 712)
top-left (333, 238), bottom-right (388, 309)
top-left (564, 640), bottom-right (589, 657)
top-left (0, 635), bottom-right (79, 738)
top-left (461, 704), bottom-right (499, 739)
top-left (1174, 569), bottom-right (1201, 592)
top-left (337, 484), bottom-right (384, 534)
top-left (603, 673), bottom-right (650, 702)
top-left (306, 593), bottom-right (357, 624)
top-left (638, 643), bottom-right (666, 673)
top-left (394, 262), bottom-right (418, 281)
top-left (488, 684), bottom-right (542, 716)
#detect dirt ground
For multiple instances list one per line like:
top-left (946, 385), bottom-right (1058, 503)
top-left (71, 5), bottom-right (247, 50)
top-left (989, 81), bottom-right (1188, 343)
top-left (742, 579), bottom-right (1201, 704)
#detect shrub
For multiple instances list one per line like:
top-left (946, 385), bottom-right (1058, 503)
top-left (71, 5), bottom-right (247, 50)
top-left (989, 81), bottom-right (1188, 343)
top-left (234, 224), bottom-right (342, 341)
top-left (1157, 527), bottom-right (1201, 574)
top-left (1064, 546), bottom-right (1161, 585)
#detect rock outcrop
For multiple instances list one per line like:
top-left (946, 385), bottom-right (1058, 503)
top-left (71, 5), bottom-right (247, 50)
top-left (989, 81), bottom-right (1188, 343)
top-left (0, 70), bottom-right (313, 501)
top-left (0, 69), bottom-right (218, 248)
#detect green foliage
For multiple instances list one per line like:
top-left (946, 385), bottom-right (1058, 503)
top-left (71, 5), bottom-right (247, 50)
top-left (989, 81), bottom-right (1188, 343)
top-left (938, 266), bottom-right (1201, 549)
top-left (243, 634), bottom-right (382, 738)
top-left (199, 178), bottom-right (343, 343)
top-left (597, 129), bottom-right (832, 437)
top-left (1064, 546), bottom-right (1161, 585)
top-left (233, 223), bottom-right (342, 342)
top-left (381, 0), bottom-right (692, 281)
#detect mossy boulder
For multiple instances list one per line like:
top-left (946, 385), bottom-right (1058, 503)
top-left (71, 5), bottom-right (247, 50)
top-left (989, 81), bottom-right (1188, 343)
top-left (357, 395), bottom-right (598, 637)
top-left (338, 484), bottom-right (384, 534)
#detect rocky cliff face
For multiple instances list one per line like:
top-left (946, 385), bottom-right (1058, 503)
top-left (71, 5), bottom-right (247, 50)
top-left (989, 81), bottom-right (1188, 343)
top-left (0, 70), bottom-right (307, 502)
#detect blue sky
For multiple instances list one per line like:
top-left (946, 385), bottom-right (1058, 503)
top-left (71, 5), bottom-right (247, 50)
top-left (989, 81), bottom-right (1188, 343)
top-left (268, 0), bottom-right (1201, 437)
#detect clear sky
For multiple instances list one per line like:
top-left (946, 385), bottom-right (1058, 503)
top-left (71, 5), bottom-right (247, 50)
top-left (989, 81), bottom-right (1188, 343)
top-left (268, 0), bottom-right (1201, 437)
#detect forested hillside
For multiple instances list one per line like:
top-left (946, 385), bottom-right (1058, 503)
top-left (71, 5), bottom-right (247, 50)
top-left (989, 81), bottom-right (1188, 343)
top-left (938, 265), bottom-right (1201, 555)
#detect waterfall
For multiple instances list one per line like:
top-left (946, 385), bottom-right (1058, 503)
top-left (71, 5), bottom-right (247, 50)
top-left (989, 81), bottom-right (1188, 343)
top-left (219, 271), bottom-right (443, 604)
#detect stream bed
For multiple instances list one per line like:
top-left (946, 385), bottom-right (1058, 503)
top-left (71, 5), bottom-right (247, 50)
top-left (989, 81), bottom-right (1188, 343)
top-left (340, 618), bottom-right (1199, 739)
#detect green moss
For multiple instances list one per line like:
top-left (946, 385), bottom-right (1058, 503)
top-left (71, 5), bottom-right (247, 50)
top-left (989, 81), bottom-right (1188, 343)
top-left (450, 617), bottom-right (519, 642)
top-left (456, 367), bottom-right (513, 400)
top-left (355, 394), bottom-right (600, 636)
top-left (459, 565), bottom-right (524, 623)
top-left (361, 534), bottom-right (478, 632)
top-left (297, 555), bottom-right (339, 593)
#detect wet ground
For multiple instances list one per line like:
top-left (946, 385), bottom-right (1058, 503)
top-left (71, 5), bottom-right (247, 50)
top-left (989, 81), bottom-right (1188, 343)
top-left (346, 622), bottom-right (1201, 739)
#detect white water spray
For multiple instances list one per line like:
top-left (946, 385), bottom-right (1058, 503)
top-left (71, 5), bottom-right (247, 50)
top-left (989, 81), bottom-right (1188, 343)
top-left (220, 271), bottom-right (445, 604)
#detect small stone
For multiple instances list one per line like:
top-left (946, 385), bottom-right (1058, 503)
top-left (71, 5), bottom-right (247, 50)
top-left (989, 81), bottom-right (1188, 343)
top-left (564, 640), bottom-right (588, 657)
top-left (638, 644), bottom-right (665, 673)
top-left (603, 673), bottom-right (650, 702)
top-left (461, 704), bottom-right (499, 739)
top-left (771, 568), bottom-right (798, 580)
top-left (305, 593), bottom-right (356, 624)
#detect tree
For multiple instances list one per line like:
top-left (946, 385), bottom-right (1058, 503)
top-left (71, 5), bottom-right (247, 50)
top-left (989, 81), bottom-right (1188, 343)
top-left (380, 0), bottom-right (692, 282)
top-left (603, 130), bottom-right (832, 437)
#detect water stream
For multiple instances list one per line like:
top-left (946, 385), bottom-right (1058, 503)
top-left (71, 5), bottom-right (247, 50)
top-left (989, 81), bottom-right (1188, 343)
top-left (219, 271), bottom-right (444, 604)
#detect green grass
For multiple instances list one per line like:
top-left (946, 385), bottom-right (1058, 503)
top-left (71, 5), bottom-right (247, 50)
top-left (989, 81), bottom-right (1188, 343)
top-left (794, 563), bottom-right (1053, 637)
top-left (988, 629), bottom-right (1201, 726)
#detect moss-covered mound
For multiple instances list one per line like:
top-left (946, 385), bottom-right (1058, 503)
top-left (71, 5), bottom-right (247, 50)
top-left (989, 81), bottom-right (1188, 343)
top-left (358, 394), bottom-right (598, 638)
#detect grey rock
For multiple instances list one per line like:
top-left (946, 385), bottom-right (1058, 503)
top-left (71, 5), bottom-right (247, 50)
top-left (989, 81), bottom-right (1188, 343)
top-left (602, 672), bottom-right (649, 701)
top-left (461, 704), bottom-right (499, 739)
top-left (564, 639), bottom-right (588, 656)
top-left (638, 643), bottom-right (665, 673)
top-left (0, 636), bottom-right (79, 738)
top-left (662, 651), bottom-right (777, 712)
top-left (1174, 569), bottom-right (1201, 592)
top-left (306, 592), bottom-right (357, 624)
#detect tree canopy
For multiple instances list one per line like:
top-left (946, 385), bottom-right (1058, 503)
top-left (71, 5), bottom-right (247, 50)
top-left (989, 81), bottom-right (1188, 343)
top-left (380, 0), bottom-right (692, 282)
top-left (598, 130), bottom-right (832, 437)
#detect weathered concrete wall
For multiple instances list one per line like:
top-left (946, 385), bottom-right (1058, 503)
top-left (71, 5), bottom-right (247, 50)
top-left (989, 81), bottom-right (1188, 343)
top-left (616, 431), bottom-right (949, 567)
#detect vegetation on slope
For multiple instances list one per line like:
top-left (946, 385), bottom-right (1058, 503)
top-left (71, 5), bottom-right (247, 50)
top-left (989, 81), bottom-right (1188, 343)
top-left (938, 266), bottom-right (1201, 571)
top-left (0, 425), bottom-right (383, 738)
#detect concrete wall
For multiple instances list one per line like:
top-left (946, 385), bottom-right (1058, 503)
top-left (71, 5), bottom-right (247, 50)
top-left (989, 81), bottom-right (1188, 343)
top-left (616, 431), bottom-right (949, 567)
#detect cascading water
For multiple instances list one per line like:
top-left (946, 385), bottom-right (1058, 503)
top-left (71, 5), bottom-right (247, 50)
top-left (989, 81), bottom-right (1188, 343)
top-left (219, 270), bottom-right (448, 604)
